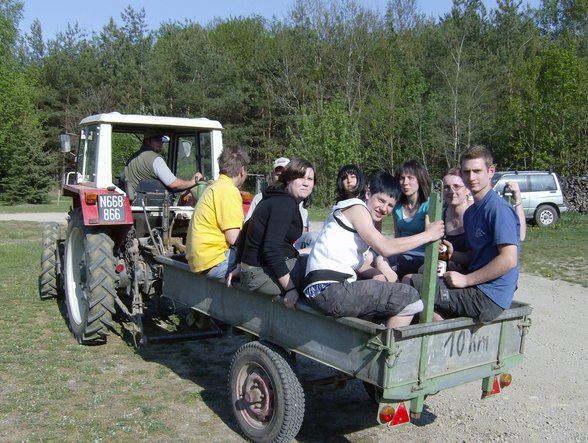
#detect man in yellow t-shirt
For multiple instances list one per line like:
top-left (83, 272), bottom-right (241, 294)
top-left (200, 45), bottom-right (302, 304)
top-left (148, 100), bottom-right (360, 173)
top-left (186, 146), bottom-right (249, 279)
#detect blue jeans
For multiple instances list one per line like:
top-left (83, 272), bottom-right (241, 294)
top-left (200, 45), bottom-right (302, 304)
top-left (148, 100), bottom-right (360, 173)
top-left (206, 247), bottom-right (237, 280)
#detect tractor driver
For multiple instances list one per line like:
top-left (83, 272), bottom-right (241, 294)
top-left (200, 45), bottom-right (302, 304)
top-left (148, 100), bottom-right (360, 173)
top-left (125, 128), bottom-right (202, 197)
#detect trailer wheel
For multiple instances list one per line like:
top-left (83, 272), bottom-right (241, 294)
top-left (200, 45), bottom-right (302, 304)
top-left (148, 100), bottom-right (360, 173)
top-left (64, 210), bottom-right (116, 344)
top-left (40, 222), bottom-right (62, 300)
top-left (228, 341), bottom-right (305, 443)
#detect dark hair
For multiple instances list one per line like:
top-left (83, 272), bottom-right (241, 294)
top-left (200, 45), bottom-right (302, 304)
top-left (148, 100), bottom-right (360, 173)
top-left (394, 159), bottom-right (431, 205)
top-left (335, 164), bottom-right (367, 203)
top-left (218, 145), bottom-right (250, 176)
top-left (460, 145), bottom-right (494, 169)
top-left (368, 171), bottom-right (402, 201)
top-left (274, 157), bottom-right (315, 208)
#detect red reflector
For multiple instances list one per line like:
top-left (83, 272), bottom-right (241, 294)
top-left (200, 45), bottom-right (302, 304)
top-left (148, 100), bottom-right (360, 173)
top-left (482, 376), bottom-right (501, 398)
top-left (379, 405), bottom-right (395, 423)
top-left (116, 264), bottom-right (125, 273)
top-left (499, 373), bottom-right (512, 388)
top-left (85, 194), bottom-right (98, 205)
top-left (389, 400), bottom-right (410, 426)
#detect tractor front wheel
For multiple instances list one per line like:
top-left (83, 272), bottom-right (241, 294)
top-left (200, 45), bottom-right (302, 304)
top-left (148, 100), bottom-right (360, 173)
top-left (63, 210), bottom-right (116, 344)
top-left (40, 222), bottom-right (62, 300)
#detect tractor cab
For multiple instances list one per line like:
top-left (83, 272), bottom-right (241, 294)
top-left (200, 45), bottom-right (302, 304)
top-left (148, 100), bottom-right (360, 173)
top-left (60, 112), bottom-right (224, 249)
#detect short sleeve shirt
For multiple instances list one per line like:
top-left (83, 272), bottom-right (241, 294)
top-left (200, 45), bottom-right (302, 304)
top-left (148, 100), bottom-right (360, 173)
top-left (464, 190), bottom-right (520, 309)
top-left (186, 175), bottom-right (243, 272)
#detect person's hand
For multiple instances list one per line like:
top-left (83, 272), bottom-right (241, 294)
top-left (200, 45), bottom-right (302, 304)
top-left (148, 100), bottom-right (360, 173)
top-left (193, 172), bottom-right (204, 184)
top-left (226, 266), bottom-right (240, 288)
top-left (424, 215), bottom-right (445, 242)
top-left (444, 271), bottom-right (468, 288)
top-left (284, 290), bottom-right (299, 309)
top-left (505, 180), bottom-right (522, 200)
top-left (442, 238), bottom-right (453, 259)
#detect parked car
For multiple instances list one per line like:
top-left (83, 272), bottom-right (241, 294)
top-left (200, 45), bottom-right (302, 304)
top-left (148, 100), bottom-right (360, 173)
top-left (492, 171), bottom-right (567, 227)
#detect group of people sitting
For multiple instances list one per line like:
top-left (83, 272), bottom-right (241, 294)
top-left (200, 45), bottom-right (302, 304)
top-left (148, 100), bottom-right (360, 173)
top-left (126, 132), bottom-right (523, 328)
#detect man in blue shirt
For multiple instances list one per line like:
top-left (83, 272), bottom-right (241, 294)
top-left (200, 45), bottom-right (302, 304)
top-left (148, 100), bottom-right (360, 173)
top-left (408, 145), bottom-right (520, 323)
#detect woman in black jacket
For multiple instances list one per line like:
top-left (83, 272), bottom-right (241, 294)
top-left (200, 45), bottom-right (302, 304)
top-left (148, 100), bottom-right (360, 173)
top-left (229, 158), bottom-right (315, 309)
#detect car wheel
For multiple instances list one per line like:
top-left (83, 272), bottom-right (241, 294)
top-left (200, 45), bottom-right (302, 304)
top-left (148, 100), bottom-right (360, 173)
top-left (534, 205), bottom-right (558, 227)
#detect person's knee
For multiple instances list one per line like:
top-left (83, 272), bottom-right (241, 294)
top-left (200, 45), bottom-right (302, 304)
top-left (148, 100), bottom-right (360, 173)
top-left (398, 299), bottom-right (423, 316)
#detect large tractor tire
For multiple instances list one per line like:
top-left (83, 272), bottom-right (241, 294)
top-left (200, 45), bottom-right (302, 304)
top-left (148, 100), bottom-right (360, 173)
top-left (228, 341), bottom-right (305, 443)
top-left (40, 222), bottom-right (62, 300)
top-left (63, 210), bottom-right (116, 345)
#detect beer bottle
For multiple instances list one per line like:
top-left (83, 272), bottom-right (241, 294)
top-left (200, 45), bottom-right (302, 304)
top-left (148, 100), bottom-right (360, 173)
top-left (437, 243), bottom-right (449, 277)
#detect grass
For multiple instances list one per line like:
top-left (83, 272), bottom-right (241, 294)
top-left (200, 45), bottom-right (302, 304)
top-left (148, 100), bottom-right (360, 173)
top-left (0, 195), bottom-right (72, 213)
top-left (519, 212), bottom-right (588, 287)
top-left (0, 222), bottom-right (242, 442)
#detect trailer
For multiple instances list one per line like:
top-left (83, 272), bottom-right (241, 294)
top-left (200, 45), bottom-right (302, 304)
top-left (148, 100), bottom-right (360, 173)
top-left (156, 254), bottom-right (531, 442)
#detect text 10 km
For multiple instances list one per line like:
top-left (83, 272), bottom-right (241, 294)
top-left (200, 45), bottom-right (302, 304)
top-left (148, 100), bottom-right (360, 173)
top-left (98, 194), bottom-right (125, 222)
top-left (443, 330), bottom-right (490, 358)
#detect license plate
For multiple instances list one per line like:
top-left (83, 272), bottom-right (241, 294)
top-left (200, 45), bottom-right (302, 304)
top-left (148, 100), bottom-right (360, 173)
top-left (98, 194), bottom-right (126, 222)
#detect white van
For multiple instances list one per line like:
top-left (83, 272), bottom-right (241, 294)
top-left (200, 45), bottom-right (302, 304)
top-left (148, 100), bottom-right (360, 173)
top-left (492, 171), bottom-right (568, 227)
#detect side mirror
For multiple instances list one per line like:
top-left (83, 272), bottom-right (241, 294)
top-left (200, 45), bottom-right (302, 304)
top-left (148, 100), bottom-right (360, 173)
top-left (60, 134), bottom-right (72, 153)
top-left (181, 140), bottom-right (192, 158)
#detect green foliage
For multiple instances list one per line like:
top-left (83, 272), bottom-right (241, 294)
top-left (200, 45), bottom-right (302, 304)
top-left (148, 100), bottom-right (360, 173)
top-left (288, 98), bottom-right (363, 205)
top-left (1, 0), bottom-right (587, 204)
top-left (0, 0), bottom-right (54, 204)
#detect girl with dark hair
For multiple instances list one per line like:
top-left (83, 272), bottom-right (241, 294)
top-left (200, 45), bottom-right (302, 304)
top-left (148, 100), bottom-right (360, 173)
top-left (335, 164), bottom-right (367, 202)
top-left (229, 158), bottom-right (315, 309)
top-left (389, 160), bottom-right (432, 278)
top-left (303, 172), bottom-right (444, 328)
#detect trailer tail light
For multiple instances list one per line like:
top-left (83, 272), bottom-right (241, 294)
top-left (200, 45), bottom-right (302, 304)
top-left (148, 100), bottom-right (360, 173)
top-left (85, 193), bottom-right (98, 205)
top-left (379, 405), bottom-right (395, 423)
top-left (499, 373), bottom-right (512, 388)
top-left (116, 263), bottom-right (125, 273)
top-left (379, 401), bottom-right (410, 427)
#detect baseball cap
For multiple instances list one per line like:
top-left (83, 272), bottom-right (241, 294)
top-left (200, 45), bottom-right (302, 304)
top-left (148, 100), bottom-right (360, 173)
top-left (273, 157), bottom-right (290, 170)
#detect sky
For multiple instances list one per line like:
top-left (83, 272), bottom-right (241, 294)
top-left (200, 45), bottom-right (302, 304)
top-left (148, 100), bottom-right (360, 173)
top-left (19, 0), bottom-right (542, 40)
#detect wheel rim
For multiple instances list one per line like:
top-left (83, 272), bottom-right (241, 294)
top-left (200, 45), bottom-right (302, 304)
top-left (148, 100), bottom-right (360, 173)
top-left (65, 226), bottom-right (88, 326)
top-left (234, 363), bottom-right (275, 429)
top-left (540, 210), bottom-right (554, 225)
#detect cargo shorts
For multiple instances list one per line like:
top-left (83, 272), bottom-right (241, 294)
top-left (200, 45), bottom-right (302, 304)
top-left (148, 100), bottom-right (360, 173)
top-left (307, 279), bottom-right (420, 322)
top-left (409, 274), bottom-right (503, 323)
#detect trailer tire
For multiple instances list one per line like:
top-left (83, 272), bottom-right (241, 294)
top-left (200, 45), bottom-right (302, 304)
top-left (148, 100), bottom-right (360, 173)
top-left (64, 210), bottom-right (116, 345)
top-left (228, 341), bottom-right (304, 443)
top-left (40, 222), bottom-right (61, 300)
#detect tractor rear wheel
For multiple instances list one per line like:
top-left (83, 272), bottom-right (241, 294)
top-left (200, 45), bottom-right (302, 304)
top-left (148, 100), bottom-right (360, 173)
top-left (40, 222), bottom-right (62, 300)
top-left (63, 210), bottom-right (116, 344)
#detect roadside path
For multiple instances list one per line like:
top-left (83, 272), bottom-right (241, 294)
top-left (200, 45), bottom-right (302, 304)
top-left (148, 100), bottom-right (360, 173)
top-left (0, 212), bottom-right (68, 223)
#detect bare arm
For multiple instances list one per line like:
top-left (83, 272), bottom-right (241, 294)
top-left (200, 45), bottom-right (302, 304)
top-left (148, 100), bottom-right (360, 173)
top-left (224, 228), bottom-right (240, 246)
top-left (167, 172), bottom-right (203, 191)
top-left (444, 244), bottom-right (518, 288)
top-left (506, 181), bottom-right (526, 241)
top-left (343, 205), bottom-right (444, 257)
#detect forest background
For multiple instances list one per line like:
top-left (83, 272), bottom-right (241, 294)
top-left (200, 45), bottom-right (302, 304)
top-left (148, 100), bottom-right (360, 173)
top-left (0, 0), bottom-right (586, 206)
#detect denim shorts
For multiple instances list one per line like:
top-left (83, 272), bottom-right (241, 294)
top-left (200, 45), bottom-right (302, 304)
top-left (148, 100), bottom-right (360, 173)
top-left (307, 279), bottom-right (420, 322)
top-left (206, 247), bottom-right (237, 280)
